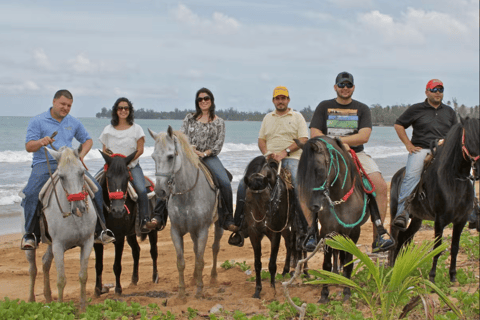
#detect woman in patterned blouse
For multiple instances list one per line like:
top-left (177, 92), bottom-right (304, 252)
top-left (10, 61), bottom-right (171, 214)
top-left (180, 88), bottom-right (237, 232)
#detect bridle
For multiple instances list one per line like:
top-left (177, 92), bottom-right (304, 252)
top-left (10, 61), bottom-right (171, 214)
top-left (247, 160), bottom-right (291, 233)
top-left (462, 128), bottom-right (480, 171)
top-left (104, 154), bottom-right (131, 214)
top-left (154, 137), bottom-right (200, 198)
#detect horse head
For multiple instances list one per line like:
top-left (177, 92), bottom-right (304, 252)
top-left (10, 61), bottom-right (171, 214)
top-left (461, 117), bottom-right (480, 179)
top-left (149, 126), bottom-right (196, 199)
top-left (47, 146), bottom-right (88, 216)
top-left (100, 150), bottom-right (136, 219)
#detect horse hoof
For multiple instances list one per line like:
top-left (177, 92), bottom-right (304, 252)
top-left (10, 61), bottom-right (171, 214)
top-left (318, 297), bottom-right (329, 304)
top-left (343, 294), bottom-right (351, 302)
top-left (253, 293), bottom-right (261, 299)
top-left (153, 274), bottom-right (159, 284)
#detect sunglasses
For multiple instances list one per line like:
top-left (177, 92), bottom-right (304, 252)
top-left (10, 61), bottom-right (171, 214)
top-left (197, 96), bottom-right (211, 102)
top-left (337, 82), bottom-right (354, 89)
top-left (117, 106), bottom-right (130, 111)
top-left (428, 87), bottom-right (444, 93)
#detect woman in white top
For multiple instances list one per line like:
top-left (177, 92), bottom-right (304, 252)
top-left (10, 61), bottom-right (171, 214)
top-left (99, 98), bottom-right (154, 231)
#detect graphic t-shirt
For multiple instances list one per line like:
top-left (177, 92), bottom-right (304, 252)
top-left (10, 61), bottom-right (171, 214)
top-left (310, 99), bottom-right (371, 153)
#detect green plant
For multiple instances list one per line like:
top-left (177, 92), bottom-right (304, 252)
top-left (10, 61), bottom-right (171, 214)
top-left (306, 235), bottom-right (462, 320)
top-left (235, 261), bottom-right (251, 272)
top-left (187, 307), bottom-right (198, 319)
top-left (221, 260), bottom-right (234, 270)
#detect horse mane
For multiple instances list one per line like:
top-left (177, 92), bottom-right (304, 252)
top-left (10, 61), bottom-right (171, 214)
top-left (153, 130), bottom-right (200, 169)
top-left (437, 117), bottom-right (476, 185)
top-left (243, 156), bottom-right (267, 184)
top-left (58, 147), bottom-right (78, 169)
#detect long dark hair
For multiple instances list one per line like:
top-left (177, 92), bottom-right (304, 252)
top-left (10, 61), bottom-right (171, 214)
top-left (111, 97), bottom-right (134, 126)
top-left (193, 88), bottom-right (216, 121)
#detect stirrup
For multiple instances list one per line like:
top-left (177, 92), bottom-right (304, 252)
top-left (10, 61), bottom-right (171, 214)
top-left (99, 229), bottom-right (115, 244)
top-left (21, 234), bottom-right (37, 251)
top-left (228, 232), bottom-right (244, 247)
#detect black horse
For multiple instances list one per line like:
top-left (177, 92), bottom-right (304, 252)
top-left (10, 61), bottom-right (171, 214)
top-left (241, 156), bottom-right (301, 298)
top-left (94, 151), bottom-right (159, 296)
top-left (389, 117), bottom-right (480, 283)
top-left (296, 136), bottom-right (386, 303)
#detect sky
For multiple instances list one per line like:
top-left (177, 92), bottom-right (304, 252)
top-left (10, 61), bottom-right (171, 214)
top-left (0, 0), bottom-right (478, 118)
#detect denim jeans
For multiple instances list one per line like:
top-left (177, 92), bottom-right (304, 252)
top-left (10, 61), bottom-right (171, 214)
top-left (396, 148), bottom-right (430, 216)
top-left (129, 164), bottom-right (149, 222)
top-left (22, 162), bottom-right (105, 235)
top-left (203, 156), bottom-right (233, 218)
top-left (234, 158), bottom-right (300, 226)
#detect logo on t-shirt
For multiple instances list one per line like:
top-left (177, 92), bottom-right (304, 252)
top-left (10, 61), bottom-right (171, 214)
top-left (64, 126), bottom-right (72, 131)
top-left (326, 108), bottom-right (359, 137)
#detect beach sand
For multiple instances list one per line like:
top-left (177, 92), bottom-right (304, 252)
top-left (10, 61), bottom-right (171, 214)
top-left (0, 183), bottom-right (478, 318)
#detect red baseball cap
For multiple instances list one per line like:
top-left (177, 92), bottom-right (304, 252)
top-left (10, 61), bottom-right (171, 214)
top-left (426, 79), bottom-right (443, 90)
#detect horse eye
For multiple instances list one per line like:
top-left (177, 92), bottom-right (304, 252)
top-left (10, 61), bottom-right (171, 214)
top-left (167, 155), bottom-right (174, 161)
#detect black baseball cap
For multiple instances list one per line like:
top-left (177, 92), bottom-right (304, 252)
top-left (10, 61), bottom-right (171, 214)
top-left (335, 72), bottom-right (354, 85)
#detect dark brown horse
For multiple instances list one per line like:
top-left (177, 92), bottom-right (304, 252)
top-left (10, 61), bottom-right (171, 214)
top-left (94, 151), bottom-right (159, 296)
top-left (389, 117), bottom-right (480, 283)
top-left (242, 156), bottom-right (299, 298)
top-left (296, 136), bottom-right (383, 303)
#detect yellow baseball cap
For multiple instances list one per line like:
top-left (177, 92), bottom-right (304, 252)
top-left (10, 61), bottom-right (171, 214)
top-left (273, 86), bottom-right (289, 98)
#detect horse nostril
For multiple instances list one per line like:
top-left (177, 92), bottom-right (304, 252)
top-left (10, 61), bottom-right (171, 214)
top-left (310, 205), bottom-right (320, 213)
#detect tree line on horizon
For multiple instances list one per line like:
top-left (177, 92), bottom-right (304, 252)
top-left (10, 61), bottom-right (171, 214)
top-left (96, 99), bottom-right (479, 126)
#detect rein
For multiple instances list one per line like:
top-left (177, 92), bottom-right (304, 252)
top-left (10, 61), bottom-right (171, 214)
top-left (248, 161), bottom-right (291, 233)
top-left (310, 138), bottom-right (369, 229)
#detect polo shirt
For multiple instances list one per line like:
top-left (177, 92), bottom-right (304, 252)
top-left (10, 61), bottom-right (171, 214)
top-left (26, 108), bottom-right (91, 167)
top-left (258, 109), bottom-right (308, 160)
top-left (395, 99), bottom-right (457, 149)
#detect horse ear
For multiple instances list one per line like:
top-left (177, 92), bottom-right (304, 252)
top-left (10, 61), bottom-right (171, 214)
top-left (294, 138), bottom-right (304, 150)
top-left (100, 150), bottom-right (112, 165)
top-left (311, 141), bottom-right (320, 153)
top-left (167, 125), bottom-right (173, 138)
top-left (148, 128), bottom-right (158, 140)
top-left (125, 151), bottom-right (137, 166)
top-left (46, 148), bottom-right (61, 161)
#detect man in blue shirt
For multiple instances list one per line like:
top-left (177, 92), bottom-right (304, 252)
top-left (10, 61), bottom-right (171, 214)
top-left (21, 89), bottom-right (114, 249)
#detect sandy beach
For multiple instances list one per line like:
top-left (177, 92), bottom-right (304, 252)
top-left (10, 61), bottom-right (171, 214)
top-left (0, 183), bottom-right (478, 318)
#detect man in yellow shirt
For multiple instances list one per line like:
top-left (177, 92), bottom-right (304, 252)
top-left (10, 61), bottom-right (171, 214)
top-left (229, 86), bottom-right (309, 246)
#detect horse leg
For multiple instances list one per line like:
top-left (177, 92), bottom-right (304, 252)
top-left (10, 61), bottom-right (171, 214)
top-left (393, 218), bottom-right (422, 264)
top-left (42, 245), bottom-right (53, 303)
top-left (93, 243), bottom-right (107, 297)
top-left (332, 250), bottom-right (339, 274)
top-left (281, 229), bottom-right (292, 276)
top-left (268, 233), bottom-right (281, 297)
top-left (113, 236), bottom-right (125, 295)
top-left (25, 249), bottom-right (37, 302)
top-left (319, 246), bottom-right (333, 304)
top-left (210, 220), bottom-right (223, 284)
top-left (126, 234), bottom-right (140, 286)
top-left (191, 228), bottom-right (209, 298)
top-left (429, 220), bottom-right (447, 283)
top-left (448, 221), bottom-right (466, 282)
top-left (52, 242), bottom-right (66, 302)
top-left (78, 240), bottom-right (94, 313)
top-left (342, 230), bottom-right (360, 301)
top-left (148, 231), bottom-right (159, 283)
top-left (171, 229), bottom-right (186, 299)
top-left (251, 233), bottom-right (263, 299)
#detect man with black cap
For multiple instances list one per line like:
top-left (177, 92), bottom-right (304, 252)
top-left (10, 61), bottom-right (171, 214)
top-left (392, 79), bottom-right (457, 230)
top-left (309, 72), bottom-right (393, 253)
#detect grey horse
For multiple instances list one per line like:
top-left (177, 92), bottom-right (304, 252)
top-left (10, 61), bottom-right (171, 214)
top-left (149, 126), bottom-right (222, 299)
top-left (25, 146), bottom-right (96, 312)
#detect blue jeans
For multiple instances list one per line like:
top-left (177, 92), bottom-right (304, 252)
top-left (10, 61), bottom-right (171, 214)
top-left (396, 148), bottom-right (430, 216)
top-left (130, 164), bottom-right (149, 222)
top-left (203, 156), bottom-right (233, 216)
top-left (22, 162), bottom-right (105, 235)
top-left (234, 158), bottom-right (300, 225)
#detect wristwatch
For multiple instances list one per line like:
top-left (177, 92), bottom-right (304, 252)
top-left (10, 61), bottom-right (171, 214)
top-left (285, 148), bottom-right (291, 156)
top-left (203, 152), bottom-right (207, 157)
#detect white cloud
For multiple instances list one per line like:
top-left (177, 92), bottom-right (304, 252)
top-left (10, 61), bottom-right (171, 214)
top-left (301, 11), bottom-right (335, 22)
top-left (33, 48), bottom-right (52, 70)
top-left (0, 80), bottom-right (40, 94)
top-left (68, 53), bottom-right (122, 75)
top-left (328, 0), bottom-right (373, 7)
top-left (403, 8), bottom-right (469, 37)
top-left (171, 4), bottom-right (240, 34)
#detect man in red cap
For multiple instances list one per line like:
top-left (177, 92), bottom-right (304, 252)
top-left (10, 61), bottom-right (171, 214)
top-left (392, 79), bottom-right (457, 230)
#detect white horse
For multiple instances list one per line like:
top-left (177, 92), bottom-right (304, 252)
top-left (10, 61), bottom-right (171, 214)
top-left (25, 146), bottom-right (97, 311)
top-left (149, 126), bottom-right (223, 299)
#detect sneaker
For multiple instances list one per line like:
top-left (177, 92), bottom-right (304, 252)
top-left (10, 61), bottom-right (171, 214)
top-left (94, 230), bottom-right (115, 245)
top-left (21, 233), bottom-right (36, 250)
top-left (393, 212), bottom-right (409, 232)
top-left (228, 232), bottom-right (244, 247)
top-left (372, 234), bottom-right (394, 253)
top-left (304, 236), bottom-right (317, 252)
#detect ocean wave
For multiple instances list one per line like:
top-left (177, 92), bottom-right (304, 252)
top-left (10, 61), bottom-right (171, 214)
top-left (364, 146), bottom-right (407, 159)
top-left (0, 150), bottom-right (32, 163)
top-left (0, 195), bottom-right (22, 206)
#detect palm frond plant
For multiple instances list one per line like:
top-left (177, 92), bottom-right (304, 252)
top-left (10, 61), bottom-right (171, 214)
top-left (306, 235), bottom-right (463, 320)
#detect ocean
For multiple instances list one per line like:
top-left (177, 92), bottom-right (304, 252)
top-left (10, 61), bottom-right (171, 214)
top-left (0, 116), bottom-right (411, 236)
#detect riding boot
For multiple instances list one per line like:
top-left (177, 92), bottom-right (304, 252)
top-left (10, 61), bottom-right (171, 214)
top-left (152, 198), bottom-right (168, 231)
top-left (468, 203), bottom-right (479, 230)
top-left (393, 211), bottom-right (409, 232)
top-left (228, 200), bottom-right (247, 247)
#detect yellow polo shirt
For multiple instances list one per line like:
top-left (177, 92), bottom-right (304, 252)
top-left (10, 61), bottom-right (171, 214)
top-left (258, 109), bottom-right (309, 160)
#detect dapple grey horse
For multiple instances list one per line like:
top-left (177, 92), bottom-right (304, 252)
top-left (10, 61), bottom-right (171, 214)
top-left (149, 126), bottom-right (222, 299)
top-left (25, 147), bottom-right (97, 312)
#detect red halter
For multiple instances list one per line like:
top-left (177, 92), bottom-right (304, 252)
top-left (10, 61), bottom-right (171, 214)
top-left (66, 191), bottom-right (88, 202)
top-left (462, 129), bottom-right (480, 163)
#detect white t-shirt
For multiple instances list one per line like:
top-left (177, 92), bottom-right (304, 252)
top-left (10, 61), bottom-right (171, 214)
top-left (99, 123), bottom-right (145, 168)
